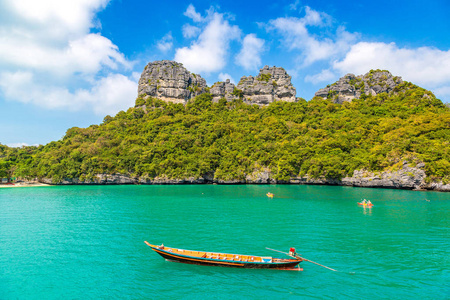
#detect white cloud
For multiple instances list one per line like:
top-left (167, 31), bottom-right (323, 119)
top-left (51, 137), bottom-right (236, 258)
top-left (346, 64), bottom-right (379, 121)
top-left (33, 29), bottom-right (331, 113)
top-left (87, 74), bottom-right (138, 115)
top-left (0, 0), bottom-right (136, 116)
top-left (67, 34), bottom-right (131, 73)
top-left (218, 73), bottom-right (235, 84)
top-left (0, 33), bottom-right (128, 76)
top-left (265, 5), bottom-right (449, 102)
top-left (174, 8), bottom-right (241, 73)
top-left (5, 0), bottom-right (109, 40)
top-left (268, 6), bottom-right (357, 67)
top-left (235, 34), bottom-right (265, 71)
top-left (289, 0), bottom-right (301, 11)
top-left (333, 42), bottom-right (450, 87)
top-left (333, 42), bottom-right (450, 102)
top-left (304, 69), bottom-right (335, 84)
top-left (184, 4), bottom-right (203, 22)
top-left (157, 32), bottom-right (173, 52)
top-left (0, 71), bottom-right (137, 115)
top-left (182, 24), bottom-right (201, 38)
top-left (302, 6), bottom-right (329, 26)
top-left (6, 142), bottom-right (36, 148)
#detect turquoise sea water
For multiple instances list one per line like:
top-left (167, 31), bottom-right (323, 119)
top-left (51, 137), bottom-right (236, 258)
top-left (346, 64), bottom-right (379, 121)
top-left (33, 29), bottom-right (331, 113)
top-left (0, 185), bottom-right (448, 299)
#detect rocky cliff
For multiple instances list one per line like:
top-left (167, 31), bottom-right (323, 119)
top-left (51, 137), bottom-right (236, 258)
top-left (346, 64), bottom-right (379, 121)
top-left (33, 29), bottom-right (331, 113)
top-left (315, 70), bottom-right (403, 103)
top-left (138, 60), bottom-right (207, 104)
top-left (236, 65), bottom-right (296, 105)
top-left (139, 61), bottom-right (296, 105)
top-left (210, 65), bottom-right (297, 104)
top-left (36, 162), bottom-right (450, 192)
top-left (210, 79), bottom-right (236, 102)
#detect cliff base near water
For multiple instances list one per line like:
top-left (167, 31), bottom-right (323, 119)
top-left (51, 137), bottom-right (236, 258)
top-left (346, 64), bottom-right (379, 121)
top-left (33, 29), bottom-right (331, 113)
top-left (34, 163), bottom-right (449, 192)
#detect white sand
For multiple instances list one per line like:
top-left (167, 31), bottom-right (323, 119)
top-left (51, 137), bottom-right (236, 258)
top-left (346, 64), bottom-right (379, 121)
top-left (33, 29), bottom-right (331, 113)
top-left (0, 182), bottom-right (51, 188)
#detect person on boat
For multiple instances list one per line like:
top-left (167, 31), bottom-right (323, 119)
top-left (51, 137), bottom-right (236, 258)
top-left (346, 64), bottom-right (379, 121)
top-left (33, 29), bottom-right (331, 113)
top-left (289, 247), bottom-right (297, 257)
top-left (159, 244), bottom-right (164, 249)
top-left (362, 199), bottom-right (367, 205)
top-left (367, 200), bottom-right (372, 206)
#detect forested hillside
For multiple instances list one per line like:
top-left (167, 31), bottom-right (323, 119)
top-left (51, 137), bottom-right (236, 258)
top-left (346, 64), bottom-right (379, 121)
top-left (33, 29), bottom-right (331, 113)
top-left (1, 80), bottom-right (449, 187)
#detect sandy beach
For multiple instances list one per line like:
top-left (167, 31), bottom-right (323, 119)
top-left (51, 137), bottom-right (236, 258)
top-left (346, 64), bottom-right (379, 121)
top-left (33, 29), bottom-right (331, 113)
top-left (0, 182), bottom-right (51, 188)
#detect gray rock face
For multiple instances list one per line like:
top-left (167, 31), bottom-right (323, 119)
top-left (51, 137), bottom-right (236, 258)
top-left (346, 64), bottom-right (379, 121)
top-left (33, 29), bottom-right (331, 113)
top-left (139, 61), bottom-right (298, 106)
top-left (137, 60), bottom-right (207, 104)
top-left (40, 174), bottom-right (137, 185)
top-left (237, 65), bottom-right (296, 105)
top-left (315, 70), bottom-right (403, 103)
top-left (422, 182), bottom-right (450, 192)
top-left (245, 167), bottom-right (276, 184)
top-left (37, 162), bottom-right (450, 191)
top-left (210, 79), bottom-right (236, 103)
top-left (341, 162), bottom-right (426, 190)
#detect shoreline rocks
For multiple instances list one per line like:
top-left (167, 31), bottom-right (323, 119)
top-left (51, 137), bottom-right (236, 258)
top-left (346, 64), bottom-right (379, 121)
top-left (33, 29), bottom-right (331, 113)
top-left (33, 163), bottom-right (450, 192)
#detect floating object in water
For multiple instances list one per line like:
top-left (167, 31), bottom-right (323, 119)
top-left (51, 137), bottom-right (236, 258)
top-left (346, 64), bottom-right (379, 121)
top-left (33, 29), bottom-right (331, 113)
top-left (145, 242), bottom-right (302, 270)
top-left (266, 247), bottom-right (338, 272)
top-left (267, 192), bottom-right (274, 198)
top-left (358, 202), bottom-right (373, 207)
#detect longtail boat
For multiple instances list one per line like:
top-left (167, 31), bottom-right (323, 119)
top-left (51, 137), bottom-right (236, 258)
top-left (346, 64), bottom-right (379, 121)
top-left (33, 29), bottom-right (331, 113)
top-left (144, 241), bottom-right (303, 270)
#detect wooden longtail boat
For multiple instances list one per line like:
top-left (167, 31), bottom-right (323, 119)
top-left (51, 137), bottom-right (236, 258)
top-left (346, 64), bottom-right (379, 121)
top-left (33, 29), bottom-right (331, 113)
top-left (144, 241), bottom-right (303, 270)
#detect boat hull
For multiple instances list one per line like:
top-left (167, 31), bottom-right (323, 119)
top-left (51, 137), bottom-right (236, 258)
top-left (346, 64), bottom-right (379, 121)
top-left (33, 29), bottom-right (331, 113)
top-left (146, 242), bottom-right (302, 270)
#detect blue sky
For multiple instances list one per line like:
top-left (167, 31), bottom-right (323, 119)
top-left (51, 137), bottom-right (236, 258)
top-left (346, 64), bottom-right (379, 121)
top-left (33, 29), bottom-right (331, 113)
top-left (0, 0), bottom-right (449, 147)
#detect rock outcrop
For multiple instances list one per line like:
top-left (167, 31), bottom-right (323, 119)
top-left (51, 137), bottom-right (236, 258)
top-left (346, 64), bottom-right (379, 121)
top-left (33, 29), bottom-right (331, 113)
top-left (210, 79), bottom-right (236, 102)
top-left (315, 70), bottom-right (403, 104)
top-left (138, 60), bottom-right (207, 104)
top-left (210, 65), bottom-right (296, 105)
top-left (237, 65), bottom-right (296, 105)
top-left (37, 161), bottom-right (450, 192)
top-left (340, 162), bottom-right (426, 190)
top-left (138, 61), bottom-right (297, 105)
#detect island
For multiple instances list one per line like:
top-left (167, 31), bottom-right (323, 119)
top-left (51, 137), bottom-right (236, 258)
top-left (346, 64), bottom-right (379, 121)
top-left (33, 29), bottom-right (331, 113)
top-left (1, 60), bottom-right (449, 191)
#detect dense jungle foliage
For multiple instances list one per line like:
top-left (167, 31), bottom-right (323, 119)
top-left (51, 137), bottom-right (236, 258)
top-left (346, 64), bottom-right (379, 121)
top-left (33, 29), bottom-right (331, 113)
top-left (1, 81), bottom-right (449, 184)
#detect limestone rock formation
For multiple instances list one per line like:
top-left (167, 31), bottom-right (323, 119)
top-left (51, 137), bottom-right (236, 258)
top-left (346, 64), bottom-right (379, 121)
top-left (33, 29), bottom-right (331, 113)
top-left (139, 61), bottom-right (298, 106)
top-left (210, 79), bottom-right (236, 103)
top-left (37, 162), bottom-right (450, 191)
top-left (237, 65), bottom-right (296, 105)
top-left (341, 162), bottom-right (426, 190)
top-left (315, 70), bottom-right (403, 103)
top-left (138, 60), bottom-right (207, 104)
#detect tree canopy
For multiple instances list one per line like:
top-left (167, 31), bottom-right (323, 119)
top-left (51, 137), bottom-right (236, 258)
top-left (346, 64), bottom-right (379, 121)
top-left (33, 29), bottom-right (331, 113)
top-left (1, 81), bottom-right (449, 184)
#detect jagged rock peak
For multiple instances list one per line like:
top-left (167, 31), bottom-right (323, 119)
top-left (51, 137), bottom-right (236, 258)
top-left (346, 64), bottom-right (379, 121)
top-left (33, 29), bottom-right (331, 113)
top-left (205, 65), bottom-right (298, 105)
top-left (315, 70), bottom-right (403, 104)
top-left (210, 79), bottom-right (236, 103)
top-left (137, 60), bottom-right (207, 104)
top-left (237, 65), bottom-right (297, 105)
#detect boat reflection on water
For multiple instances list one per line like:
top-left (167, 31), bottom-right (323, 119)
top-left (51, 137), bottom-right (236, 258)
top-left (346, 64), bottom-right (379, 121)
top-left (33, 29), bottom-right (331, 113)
top-left (363, 206), bottom-right (372, 215)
